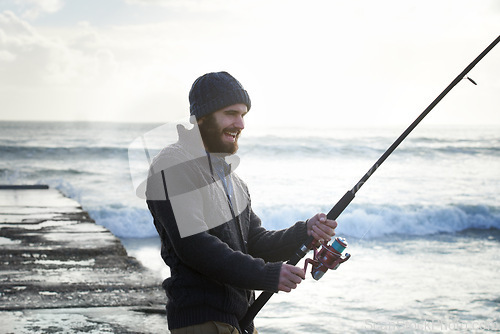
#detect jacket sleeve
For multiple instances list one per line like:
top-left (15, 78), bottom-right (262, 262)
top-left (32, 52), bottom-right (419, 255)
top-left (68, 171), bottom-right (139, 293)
top-left (246, 206), bottom-right (309, 263)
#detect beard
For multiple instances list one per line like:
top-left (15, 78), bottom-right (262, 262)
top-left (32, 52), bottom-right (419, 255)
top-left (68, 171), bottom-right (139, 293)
top-left (198, 114), bottom-right (240, 155)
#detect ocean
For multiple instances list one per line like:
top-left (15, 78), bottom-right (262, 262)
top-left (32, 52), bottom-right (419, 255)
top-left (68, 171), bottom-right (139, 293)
top-left (1, 120), bottom-right (499, 333)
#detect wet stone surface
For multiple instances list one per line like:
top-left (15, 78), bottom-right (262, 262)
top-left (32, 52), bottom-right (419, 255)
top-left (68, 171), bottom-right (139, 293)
top-left (0, 186), bottom-right (168, 333)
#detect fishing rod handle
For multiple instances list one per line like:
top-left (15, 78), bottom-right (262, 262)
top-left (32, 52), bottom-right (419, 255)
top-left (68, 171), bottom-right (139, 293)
top-left (240, 291), bottom-right (273, 332)
top-left (240, 234), bottom-right (316, 331)
top-left (240, 235), bottom-right (315, 331)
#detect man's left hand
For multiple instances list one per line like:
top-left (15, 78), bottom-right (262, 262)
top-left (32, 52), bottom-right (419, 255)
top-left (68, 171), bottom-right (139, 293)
top-left (306, 213), bottom-right (337, 245)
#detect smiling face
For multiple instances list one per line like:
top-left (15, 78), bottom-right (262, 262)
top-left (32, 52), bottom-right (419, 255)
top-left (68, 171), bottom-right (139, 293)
top-left (198, 103), bottom-right (248, 155)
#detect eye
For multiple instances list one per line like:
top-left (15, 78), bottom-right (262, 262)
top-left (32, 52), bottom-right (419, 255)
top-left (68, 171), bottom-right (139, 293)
top-left (225, 110), bottom-right (241, 117)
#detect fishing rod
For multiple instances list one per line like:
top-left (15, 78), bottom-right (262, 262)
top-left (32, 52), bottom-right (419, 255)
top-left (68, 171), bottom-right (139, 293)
top-left (240, 34), bottom-right (500, 332)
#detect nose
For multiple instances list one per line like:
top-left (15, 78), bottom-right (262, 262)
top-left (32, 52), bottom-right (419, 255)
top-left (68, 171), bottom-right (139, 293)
top-left (234, 115), bottom-right (245, 130)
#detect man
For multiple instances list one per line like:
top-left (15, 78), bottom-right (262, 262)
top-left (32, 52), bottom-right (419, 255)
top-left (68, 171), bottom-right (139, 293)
top-left (146, 71), bottom-right (337, 334)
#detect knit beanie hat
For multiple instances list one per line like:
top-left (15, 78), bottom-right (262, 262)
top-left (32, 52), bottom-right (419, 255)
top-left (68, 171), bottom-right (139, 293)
top-left (189, 71), bottom-right (251, 120)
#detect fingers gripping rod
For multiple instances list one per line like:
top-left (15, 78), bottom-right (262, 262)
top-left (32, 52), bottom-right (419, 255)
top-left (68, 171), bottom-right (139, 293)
top-left (239, 35), bottom-right (500, 333)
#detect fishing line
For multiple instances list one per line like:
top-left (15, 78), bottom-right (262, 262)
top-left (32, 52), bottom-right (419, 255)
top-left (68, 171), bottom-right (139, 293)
top-left (240, 34), bottom-right (500, 333)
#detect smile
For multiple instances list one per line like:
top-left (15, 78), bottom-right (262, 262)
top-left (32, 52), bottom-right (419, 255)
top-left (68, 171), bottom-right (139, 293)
top-left (223, 131), bottom-right (238, 142)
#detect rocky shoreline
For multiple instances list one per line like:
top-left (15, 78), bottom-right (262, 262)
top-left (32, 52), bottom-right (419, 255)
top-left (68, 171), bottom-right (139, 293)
top-left (0, 185), bottom-right (168, 333)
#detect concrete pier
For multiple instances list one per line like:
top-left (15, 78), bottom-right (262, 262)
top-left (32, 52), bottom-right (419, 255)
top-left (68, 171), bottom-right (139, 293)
top-left (0, 185), bottom-right (168, 333)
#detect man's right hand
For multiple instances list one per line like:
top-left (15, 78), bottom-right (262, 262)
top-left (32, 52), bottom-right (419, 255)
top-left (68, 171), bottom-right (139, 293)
top-left (278, 263), bottom-right (305, 292)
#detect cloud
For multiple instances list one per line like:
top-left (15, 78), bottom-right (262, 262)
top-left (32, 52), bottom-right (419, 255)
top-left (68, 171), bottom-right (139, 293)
top-left (13, 0), bottom-right (64, 19)
top-left (0, 10), bottom-right (56, 85)
top-left (0, 11), bottom-right (113, 86)
top-left (0, 10), bottom-right (186, 122)
top-left (0, 11), bottom-right (121, 120)
top-left (124, 0), bottom-right (243, 11)
top-left (0, 49), bottom-right (16, 61)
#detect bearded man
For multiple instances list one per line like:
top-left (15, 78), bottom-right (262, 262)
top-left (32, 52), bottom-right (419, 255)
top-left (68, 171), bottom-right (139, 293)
top-left (146, 72), bottom-right (337, 334)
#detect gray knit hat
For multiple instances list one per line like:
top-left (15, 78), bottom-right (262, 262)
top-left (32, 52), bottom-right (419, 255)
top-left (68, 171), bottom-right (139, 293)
top-left (189, 71), bottom-right (251, 120)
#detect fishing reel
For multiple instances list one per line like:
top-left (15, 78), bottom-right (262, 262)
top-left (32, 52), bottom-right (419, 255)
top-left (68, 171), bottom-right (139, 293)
top-left (303, 237), bottom-right (351, 280)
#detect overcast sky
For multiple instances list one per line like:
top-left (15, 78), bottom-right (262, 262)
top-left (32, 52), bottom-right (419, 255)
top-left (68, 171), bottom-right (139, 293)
top-left (0, 0), bottom-right (499, 128)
